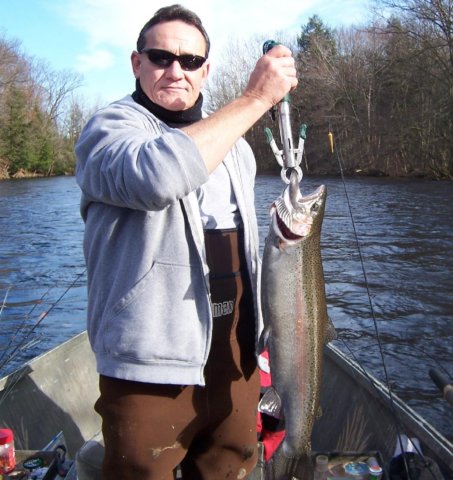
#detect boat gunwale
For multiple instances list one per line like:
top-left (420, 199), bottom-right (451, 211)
top-left (325, 343), bottom-right (453, 471)
top-left (0, 333), bottom-right (451, 474)
top-left (0, 331), bottom-right (89, 392)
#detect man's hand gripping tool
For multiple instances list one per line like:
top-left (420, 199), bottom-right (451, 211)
top-left (262, 40), bottom-right (306, 184)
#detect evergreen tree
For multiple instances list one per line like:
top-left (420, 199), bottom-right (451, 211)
top-left (1, 86), bottom-right (30, 174)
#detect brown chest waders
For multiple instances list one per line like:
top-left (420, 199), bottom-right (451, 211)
top-left (96, 228), bottom-right (260, 480)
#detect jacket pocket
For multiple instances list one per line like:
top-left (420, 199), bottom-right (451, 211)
top-left (103, 261), bottom-right (209, 364)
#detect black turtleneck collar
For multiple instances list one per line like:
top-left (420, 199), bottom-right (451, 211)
top-left (132, 79), bottom-right (203, 128)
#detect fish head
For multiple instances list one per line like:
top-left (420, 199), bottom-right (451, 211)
top-left (269, 171), bottom-right (326, 249)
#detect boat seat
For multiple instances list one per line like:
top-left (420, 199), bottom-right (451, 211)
top-left (75, 431), bottom-right (104, 480)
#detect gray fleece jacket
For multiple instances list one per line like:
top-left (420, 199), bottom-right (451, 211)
top-left (75, 95), bottom-right (262, 386)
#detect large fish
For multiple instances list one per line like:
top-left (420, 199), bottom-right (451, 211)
top-left (260, 169), bottom-right (329, 480)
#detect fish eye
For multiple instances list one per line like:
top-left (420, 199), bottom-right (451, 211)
top-left (311, 202), bottom-right (320, 214)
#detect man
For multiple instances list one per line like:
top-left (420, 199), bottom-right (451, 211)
top-left (75, 4), bottom-right (297, 479)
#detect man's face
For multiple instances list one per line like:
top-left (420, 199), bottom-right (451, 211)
top-left (131, 20), bottom-right (210, 111)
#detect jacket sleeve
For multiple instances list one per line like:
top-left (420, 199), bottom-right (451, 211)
top-left (75, 99), bottom-right (209, 212)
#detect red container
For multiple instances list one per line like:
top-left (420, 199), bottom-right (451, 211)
top-left (0, 428), bottom-right (16, 473)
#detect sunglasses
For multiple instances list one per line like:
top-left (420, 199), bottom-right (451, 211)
top-left (140, 48), bottom-right (206, 71)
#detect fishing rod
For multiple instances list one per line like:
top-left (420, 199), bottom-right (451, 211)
top-left (0, 287), bottom-right (9, 317)
top-left (0, 270), bottom-right (87, 410)
top-left (0, 269), bottom-right (87, 375)
top-left (0, 286), bottom-right (52, 370)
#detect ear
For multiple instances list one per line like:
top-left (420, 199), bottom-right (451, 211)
top-left (131, 51), bottom-right (141, 79)
top-left (200, 59), bottom-right (211, 88)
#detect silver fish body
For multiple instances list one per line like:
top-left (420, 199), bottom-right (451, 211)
top-left (261, 171), bottom-right (328, 478)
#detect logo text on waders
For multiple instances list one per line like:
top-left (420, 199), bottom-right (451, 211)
top-left (212, 299), bottom-right (235, 318)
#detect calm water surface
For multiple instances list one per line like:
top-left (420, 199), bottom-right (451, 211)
top-left (0, 175), bottom-right (452, 440)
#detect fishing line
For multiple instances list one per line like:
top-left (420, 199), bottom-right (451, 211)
top-left (345, 337), bottom-right (451, 380)
top-left (337, 337), bottom-right (439, 480)
top-left (0, 287), bottom-right (10, 317)
top-left (337, 336), bottom-right (399, 404)
top-left (392, 343), bottom-right (451, 379)
top-left (0, 286), bottom-right (52, 370)
top-left (330, 127), bottom-right (434, 479)
top-left (0, 269), bottom-right (87, 409)
top-left (333, 133), bottom-right (394, 396)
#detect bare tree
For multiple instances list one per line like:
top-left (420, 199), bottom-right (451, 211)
top-left (0, 34), bottom-right (87, 177)
top-left (31, 59), bottom-right (83, 126)
top-left (0, 36), bottom-right (30, 94)
top-left (204, 35), bottom-right (262, 112)
top-left (372, 0), bottom-right (453, 175)
top-left (204, 32), bottom-right (298, 170)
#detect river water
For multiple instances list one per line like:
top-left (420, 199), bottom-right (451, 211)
top-left (0, 175), bottom-right (452, 441)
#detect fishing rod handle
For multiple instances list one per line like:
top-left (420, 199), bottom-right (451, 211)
top-left (429, 368), bottom-right (453, 406)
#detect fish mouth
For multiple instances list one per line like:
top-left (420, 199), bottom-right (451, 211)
top-left (270, 196), bottom-right (312, 245)
top-left (275, 214), bottom-right (304, 241)
top-left (270, 173), bottom-right (326, 246)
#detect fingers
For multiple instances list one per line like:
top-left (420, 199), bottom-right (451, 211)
top-left (264, 43), bottom-right (292, 59)
top-left (265, 44), bottom-right (298, 90)
top-left (244, 45), bottom-right (298, 109)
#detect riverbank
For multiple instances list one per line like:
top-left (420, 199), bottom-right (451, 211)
top-left (0, 169), bottom-right (74, 180)
top-left (2, 167), bottom-right (450, 181)
top-left (0, 170), bottom-right (42, 180)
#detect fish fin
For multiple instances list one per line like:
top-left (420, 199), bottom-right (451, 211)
top-left (259, 387), bottom-right (283, 419)
top-left (324, 316), bottom-right (337, 344)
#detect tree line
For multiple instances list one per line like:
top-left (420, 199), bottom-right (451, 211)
top-left (1, 0), bottom-right (452, 180)
top-left (206, 0), bottom-right (453, 178)
top-left (0, 35), bottom-right (90, 179)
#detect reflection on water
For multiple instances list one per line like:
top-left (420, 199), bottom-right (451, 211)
top-left (1, 175), bottom-right (452, 440)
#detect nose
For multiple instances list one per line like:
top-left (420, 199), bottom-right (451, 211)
top-left (165, 59), bottom-right (185, 79)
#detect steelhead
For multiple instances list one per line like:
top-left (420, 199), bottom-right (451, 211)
top-left (260, 170), bottom-right (329, 479)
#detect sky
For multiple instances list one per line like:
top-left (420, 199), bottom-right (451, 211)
top-left (0, 0), bottom-right (372, 106)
